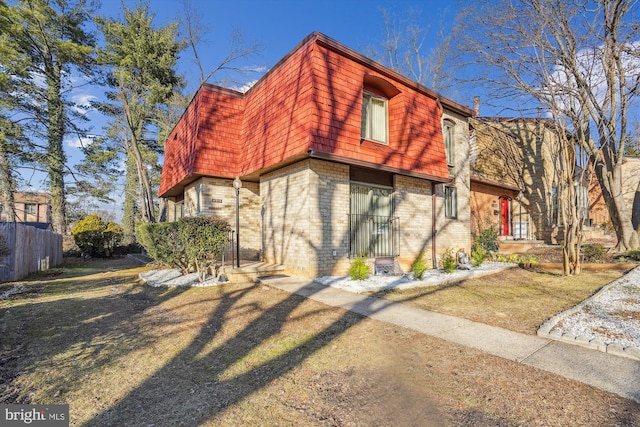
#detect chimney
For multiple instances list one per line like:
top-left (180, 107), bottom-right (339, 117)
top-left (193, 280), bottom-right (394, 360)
top-left (473, 96), bottom-right (480, 117)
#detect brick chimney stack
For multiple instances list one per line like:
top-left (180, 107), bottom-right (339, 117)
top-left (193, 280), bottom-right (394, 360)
top-left (473, 96), bottom-right (480, 117)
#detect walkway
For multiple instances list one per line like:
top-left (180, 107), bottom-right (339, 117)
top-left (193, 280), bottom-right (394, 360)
top-left (258, 275), bottom-right (640, 404)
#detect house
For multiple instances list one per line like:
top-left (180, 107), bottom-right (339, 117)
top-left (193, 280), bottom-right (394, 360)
top-left (469, 116), bottom-right (527, 242)
top-left (470, 101), bottom-right (613, 246)
top-left (588, 155), bottom-right (640, 232)
top-left (0, 192), bottom-right (52, 227)
top-left (159, 32), bottom-right (473, 278)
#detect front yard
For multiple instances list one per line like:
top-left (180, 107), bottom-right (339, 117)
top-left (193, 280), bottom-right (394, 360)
top-left (1, 258), bottom-right (639, 426)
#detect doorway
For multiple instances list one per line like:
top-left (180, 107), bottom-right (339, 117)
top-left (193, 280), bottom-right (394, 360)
top-left (499, 197), bottom-right (511, 237)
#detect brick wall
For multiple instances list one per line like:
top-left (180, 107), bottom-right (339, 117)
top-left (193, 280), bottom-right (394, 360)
top-left (435, 109), bottom-right (471, 259)
top-left (261, 160), bottom-right (313, 275)
top-left (182, 177), bottom-right (261, 260)
top-left (393, 175), bottom-right (434, 270)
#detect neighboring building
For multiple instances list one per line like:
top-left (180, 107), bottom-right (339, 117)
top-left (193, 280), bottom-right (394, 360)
top-left (469, 117), bottom-right (526, 241)
top-left (159, 32), bottom-right (473, 278)
top-left (471, 105), bottom-right (611, 245)
top-left (0, 192), bottom-right (52, 226)
top-left (588, 155), bottom-right (640, 231)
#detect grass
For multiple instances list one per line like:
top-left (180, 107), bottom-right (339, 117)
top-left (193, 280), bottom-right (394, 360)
top-left (376, 266), bottom-right (628, 334)
top-left (1, 258), bottom-right (639, 426)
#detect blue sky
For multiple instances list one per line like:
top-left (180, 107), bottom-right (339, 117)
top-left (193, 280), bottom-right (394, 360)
top-left (18, 0), bottom-right (463, 218)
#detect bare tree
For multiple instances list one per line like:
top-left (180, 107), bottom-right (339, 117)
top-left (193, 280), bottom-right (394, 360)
top-left (369, 8), bottom-right (456, 95)
top-left (455, 0), bottom-right (640, 256)
top-left (182, 0), bottom-right (263, 88)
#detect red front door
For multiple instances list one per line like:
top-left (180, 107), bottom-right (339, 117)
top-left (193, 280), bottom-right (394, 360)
top-left (500, 198), bottom-right (509, 236)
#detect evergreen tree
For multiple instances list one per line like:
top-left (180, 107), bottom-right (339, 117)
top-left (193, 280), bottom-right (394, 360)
top-left (96, 3), bottom-right (183, 225)
top-left (0, 0), bottom-right (97, 233)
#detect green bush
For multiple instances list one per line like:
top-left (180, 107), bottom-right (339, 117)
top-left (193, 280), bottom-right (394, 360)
top-left (471, 244), bottom-right (486, 267)
top-left (411, 250), bottom-right (428, 280)
top-left (136, 217), bottom-right (231, 282)
top-left (136, 222), bottom-right (189, 273)
top-left (621, 250), bottom-right (640, 262)
top-left (179, 217), bottom-right (230, 282)
top-left (348, 255), bottom-right (370, 281)
top-left (491, 253), bottom-right (538, 266)
top-left (472, 220), bottom-right (499, 253)
top-left (582, 243), bottom-right (605, 262)
top-left (73, 214), bottom-right (123, 258)
top-left (440, 249), bottom-right (456, 273)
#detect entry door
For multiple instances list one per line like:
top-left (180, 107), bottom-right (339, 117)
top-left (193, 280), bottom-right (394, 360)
top-left (500, 197), bottom-right (510, 236)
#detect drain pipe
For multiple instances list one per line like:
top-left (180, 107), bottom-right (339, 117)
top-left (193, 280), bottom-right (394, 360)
top-left (432, 182), bottom-right (437, 269)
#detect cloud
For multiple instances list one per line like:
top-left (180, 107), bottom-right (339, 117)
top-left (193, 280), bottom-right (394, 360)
top-left (233, 79), bottom-right (258, 93)
top-left (71, 93), bottom-right (96, 115)
top-left (65, 135), bottom-right (96, 149)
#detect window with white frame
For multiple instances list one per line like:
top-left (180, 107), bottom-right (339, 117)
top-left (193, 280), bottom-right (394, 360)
top-left (444, 186), bottom-right (457, 219)
top-left (443, 120), bottom-right (455, 172)
top-left (25, 204), bottom-right (36, 215)
top-left (361, 91), bottom-right (388, 144)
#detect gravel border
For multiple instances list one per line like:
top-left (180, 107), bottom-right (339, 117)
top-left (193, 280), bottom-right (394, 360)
top-left (538, 266), bottom-right (640, 360)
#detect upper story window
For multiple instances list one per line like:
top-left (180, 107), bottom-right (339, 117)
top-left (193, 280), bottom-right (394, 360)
top-left (25, 204), bottom-right (36, 215)
top-left (443, 120), bottom-right (455, 172)
top-left (361, 91), bottom-right (388, 144)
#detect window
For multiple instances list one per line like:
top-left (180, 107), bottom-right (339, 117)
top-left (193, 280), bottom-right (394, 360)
top-left (349, 183), bottom-right (396, 257)
top-left (444, 186), bottom-right (457, 219)
top-left (361, 91), bottom-right (388, 143)
top-left (576, 184), bottom-right (589, 221)
top-left (174, 202), bottom-right (184, 221)
top-left (443, 120), bottom-right (455, 172)
top-left (25, 204), bottom-right (36, 215)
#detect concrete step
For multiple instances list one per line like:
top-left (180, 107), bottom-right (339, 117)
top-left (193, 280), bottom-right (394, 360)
top-left (222, 261), bottom-right (286, 283)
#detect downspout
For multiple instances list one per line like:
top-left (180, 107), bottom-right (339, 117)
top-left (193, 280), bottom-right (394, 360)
top-left (432, 97), bottom-right (443, 270)
top-left (432, 182), bottom-right (437, 269)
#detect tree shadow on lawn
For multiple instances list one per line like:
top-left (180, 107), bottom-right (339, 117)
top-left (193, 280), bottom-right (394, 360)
top-left (0, 259), bottom-right (190, 404)
top-left (80, 277), bottom-right (452, 426)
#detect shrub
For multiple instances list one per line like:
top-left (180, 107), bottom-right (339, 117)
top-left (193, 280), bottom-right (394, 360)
top-left (621, 250), bottom-right (640, 262)
top-left (472, 220), bottom-right (499, 253)
top-left (411, 250), bottom-right (428, 280)
top-left (136, 222), bottom-right (189, 273)
top-left (136, 217), bottom-right (231, 282)
top-left (73, 214), bottom-right (123, 258)
top-left (179, 217), bottom-right (230, 282)
top-left (440, 249), bottom-right (456, 273)
top-left (348, 255), bottom-right (370, 281)
top-left (471, 244), bottom-right (486, 267)
top-left (582, 243), bottom-right (605, 263)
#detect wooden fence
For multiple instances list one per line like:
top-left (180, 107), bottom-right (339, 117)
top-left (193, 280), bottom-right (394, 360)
top-left (0, 222), bottom-right (63, 282)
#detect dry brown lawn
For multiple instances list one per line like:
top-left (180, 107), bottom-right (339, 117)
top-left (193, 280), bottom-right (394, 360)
top-left (1, 258), bottom-right (639, 426)
top-left (377, 266), bottom-right (628, 334)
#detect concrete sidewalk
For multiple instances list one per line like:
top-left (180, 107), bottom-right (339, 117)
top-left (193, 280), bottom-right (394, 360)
top-left (258, 275), bottom-right (640, 403)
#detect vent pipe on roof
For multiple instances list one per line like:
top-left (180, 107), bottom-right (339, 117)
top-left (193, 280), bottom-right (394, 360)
top-left (473, 96), bottom-right (480, 117)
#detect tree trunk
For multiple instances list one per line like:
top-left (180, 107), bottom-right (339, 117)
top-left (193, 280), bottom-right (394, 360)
top-left (47, 67), bottom-right (67, 234)
top-left (591, 155), bottom-right (640, 251)
top-left (127, 135), bottom-right (155, 223)
top-left (0, 137), bottom-right (15, 222)
top-left (122, 156), bottom-right (138, 245)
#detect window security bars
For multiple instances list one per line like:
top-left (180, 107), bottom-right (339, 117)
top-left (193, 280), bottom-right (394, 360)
top-left (348, 214), bottom-right (399, 258)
